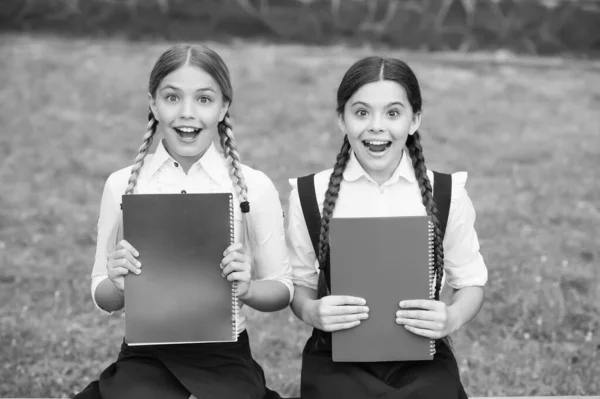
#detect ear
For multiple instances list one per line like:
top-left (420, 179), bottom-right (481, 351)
top-left (219, 100), bottom-right (230, 122)
top-left (148, 93), bottom-right (158, 121)
top-left (408, 111), bottom-right (422, 136)
top-left (337, 113), bottom-right (346, 135)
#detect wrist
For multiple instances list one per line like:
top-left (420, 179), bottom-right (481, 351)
top-left (302, 298), bottom-right (318, 327)
top-left (447, 304), bottom-right (462, 334)
top-left (111, 279), bottom-right (125, 294)
top-left (238, 281), bottom-right (253, 303)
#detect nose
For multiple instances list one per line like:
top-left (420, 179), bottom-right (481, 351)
top-left (368, 113), bottom-right (384, 133)
top-left (180, 98), bottom-right (194, 119)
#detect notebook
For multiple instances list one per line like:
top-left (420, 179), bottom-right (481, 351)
top-left (329, 215), bottom-right (435, 362)
top-left (121, 193), bottom-right (238, 346)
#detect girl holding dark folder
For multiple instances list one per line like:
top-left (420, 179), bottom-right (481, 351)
top-left (73, 44), bottom-right (293, 399)
top-left (287, 56), bottom-right (488, 398)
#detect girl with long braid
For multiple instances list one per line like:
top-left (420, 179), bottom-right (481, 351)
top-left (74, 44), bottom-right (292, 399)
top-left (287, 56), bottom-right (488, 398)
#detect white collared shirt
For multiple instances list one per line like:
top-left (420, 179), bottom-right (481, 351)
top-left (91, 139), bottom-right (293, 333)
top-left (287, 148), bottom-right (488, 293)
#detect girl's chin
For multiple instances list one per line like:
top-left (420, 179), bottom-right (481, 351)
top-left (164, 139), bottom-right (210, 158)
top-left (355, 148), bottom-right (404, 175)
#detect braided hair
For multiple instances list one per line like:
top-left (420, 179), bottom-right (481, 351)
top-left (126, 43), bottom-right (251, 219)
top-left (316, 56), bottom-right (445, 301)
top-left (124, 111), bottom-right (158, 195)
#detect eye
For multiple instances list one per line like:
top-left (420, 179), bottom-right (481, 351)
top-left (355, 109), bottom-right (368, 117)
top-left (388, 109), bottom-right (400, 117)
top-left (165, 94), bottom-right (178, 102)
top-left (198, 96), bottom-right (211, 104)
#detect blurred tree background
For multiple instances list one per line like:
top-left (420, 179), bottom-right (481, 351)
top-left (1, 0), bottom-right (599, 56)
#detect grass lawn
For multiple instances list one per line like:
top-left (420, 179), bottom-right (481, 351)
top-left (0, 33), bottom-right (599, 397)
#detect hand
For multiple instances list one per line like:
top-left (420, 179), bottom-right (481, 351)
top-left (396, 299), bottom-right (456, 339)
top-left (221, 243), bottom-right (252, 300)
top-left (107, 240), bottom-right (141, 291)
top-left (307, 295), bottom-right (369, 332)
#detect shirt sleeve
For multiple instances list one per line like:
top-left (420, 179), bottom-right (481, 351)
top-left (247, 172), bottom-right (294, 302)
top-left (286, 178), bottom-right (319, 291)
top-left (90, 175), bottom-right (122, 314)
top-left (443, 172), bottom-right (488, 289)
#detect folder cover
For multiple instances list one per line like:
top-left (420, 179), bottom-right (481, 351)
top-left (122, 193), bottom-right (237, 345)
top-left (330, 216), bottom-right (435, 362)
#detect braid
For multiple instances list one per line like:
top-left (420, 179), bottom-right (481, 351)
top-left (406, 131), bottom-right (444, 300)
top-left (218, 112), bottom-right (252, 295)
top-left (218, 112), bottom-right (250, 212)
top-left (316, 135), bottom-right (352, 299)
top-left (125, 111), bottom-right (158, 195)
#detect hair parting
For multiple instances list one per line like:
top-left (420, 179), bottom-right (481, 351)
top-left (318, 56), bottom-right (445, 301)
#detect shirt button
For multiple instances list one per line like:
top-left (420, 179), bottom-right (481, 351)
top-left (181, 190), bottom-right (187, 194)
top-left (174, 162), bottom-right (179, 167)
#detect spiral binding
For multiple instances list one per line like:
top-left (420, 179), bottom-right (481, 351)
top-left (428, 220), bottom-right (436, 357)
top-left (229, 194), bottom-right (239, 340)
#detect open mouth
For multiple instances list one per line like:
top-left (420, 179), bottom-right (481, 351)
top-left (362, 140), bottom-right (392, 153)
top-left (174, 126), bottom-right (201, 142)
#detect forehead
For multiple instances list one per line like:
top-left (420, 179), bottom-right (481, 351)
top-left (349, 80), bottom-right (408, 106)
top-left (159, 64), bottom-right (220, 91)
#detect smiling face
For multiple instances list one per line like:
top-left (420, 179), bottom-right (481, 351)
top-left (149, 64), bottom-right (229, 169)
top-left (338, 79), bottom-right (421, 185)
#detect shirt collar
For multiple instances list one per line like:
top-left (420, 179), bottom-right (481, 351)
top-left (143, 139), bottom-right (172, 177)
top-left (144, 139), bottom-right (230, 185)
top-left (343, 147), bottom-right (416, 185)
top-left (197, 141), bottom-right (230, 185)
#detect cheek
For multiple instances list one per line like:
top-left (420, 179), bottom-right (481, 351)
top-left (196, 104), bottom-right (223, 122)
top-left (155, 102), bottom-right (178, 123)
top-left (388, 117), bottom-right (412, 134)
top-left (344, 118), bottom-right (368, 138)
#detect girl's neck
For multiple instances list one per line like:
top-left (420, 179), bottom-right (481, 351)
top-left (357, 151), bottom-right (404, 186)
top-left (162, 139), bottom-right (209, 174)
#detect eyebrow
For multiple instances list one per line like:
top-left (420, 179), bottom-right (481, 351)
top-left (160, 85), bottom-right (217, 93)
top-left (351, 101), bottom-right (405, 108)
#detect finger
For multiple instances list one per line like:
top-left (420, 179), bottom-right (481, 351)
top-left (117, 240), bottom-right (139, 257)
top-left (223, 242), bottom-right (244, 257)
top-left (323, 320), bottom-right (361, 332)
top-left (320, 305), bottom-right (370, 316)
top-left (404, 325), bottom-right (441, 339)
top-left (327, 295), bottom-right (367, 306)
top-left (399, 299), bottom-right (440, 311)
top-left (117, 248), bottom-right (142, 269)
top-left (221, 250), bottom-right (249, 267)
top-left (110, 267), bottom-right (130, 278)
top-left (222, 261), bottom-right (250, 277)
top-left (396, 309), bottom-right (439, 321)
top-left (396, 317), bottom-right (439, 330)
top-left (112, 258), bottom-right (141, 275)
top-left (325, 313), bottom-right (369, 324)
top-left (108, 246), bottom-right (139, 265)
top-left (225, 271), bottom-right (251, 283)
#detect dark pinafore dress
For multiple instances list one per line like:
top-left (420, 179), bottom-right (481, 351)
top-left (296, 171), bottom-right (469, 399)
top-left (72, 327), bottom-right (283, 399)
